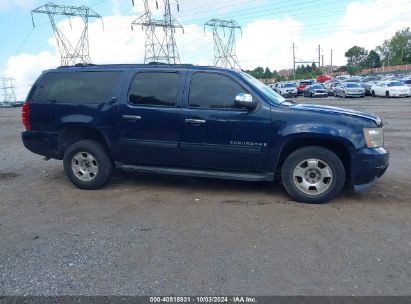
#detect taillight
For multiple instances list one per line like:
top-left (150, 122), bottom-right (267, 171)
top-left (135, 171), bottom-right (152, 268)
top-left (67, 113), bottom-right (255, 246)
top-left (22, 102), bottom-right (30, 131)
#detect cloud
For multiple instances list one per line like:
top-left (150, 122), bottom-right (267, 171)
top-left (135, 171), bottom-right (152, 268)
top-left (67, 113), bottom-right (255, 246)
top-left (0, 0), bottom-right (35, 11)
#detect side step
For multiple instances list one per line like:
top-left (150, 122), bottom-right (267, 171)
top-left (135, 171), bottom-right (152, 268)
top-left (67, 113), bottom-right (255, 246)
top-left (116, 162), bottom-right (274, 182)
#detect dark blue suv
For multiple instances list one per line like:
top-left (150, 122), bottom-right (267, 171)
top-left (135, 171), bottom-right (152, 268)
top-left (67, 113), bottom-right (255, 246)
top-left (21, 64), bottom-right (389, 203)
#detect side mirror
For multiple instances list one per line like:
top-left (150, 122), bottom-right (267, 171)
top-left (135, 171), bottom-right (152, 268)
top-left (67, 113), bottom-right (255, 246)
top-left (235, 93), bottom-right (257, 110)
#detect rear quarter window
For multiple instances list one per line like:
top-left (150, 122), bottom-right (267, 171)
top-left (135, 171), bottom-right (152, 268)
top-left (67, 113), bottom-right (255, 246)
top-left (31, 71), bottom-right (122, 104)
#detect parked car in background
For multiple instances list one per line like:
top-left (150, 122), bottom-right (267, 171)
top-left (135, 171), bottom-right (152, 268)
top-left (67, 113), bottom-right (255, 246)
top-left (371, 81), bottom-right (411, 97)
top-left (402, 79), bottom-right (411, 88)
top-left (316, 75), bottom-right (334, 83)
top-left (303, 84), bottom-right (328, 97)
top-left (327, 82), bottom-right (340, 96)
top-left (277, 82), bottom-right (298, 98)
top-left (336, 75), bottom-right (350, 81)
top-left (334, 83), bottom-right (365, 98)
top-left (296, 80), bottom-right (313, 94)
top-left (361, 81), bottom-right (378, 96)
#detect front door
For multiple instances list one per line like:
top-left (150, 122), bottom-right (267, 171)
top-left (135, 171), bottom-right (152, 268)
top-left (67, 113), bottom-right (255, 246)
top-left (117, 69), bottom-right (186, 166)
top-left (180, 71), bottom-right (272, 172)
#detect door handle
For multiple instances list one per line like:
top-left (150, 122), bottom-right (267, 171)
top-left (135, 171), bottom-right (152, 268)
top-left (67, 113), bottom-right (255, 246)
top-left (122, 115), bottom-right (142, 121)
top-left (185, 118), bottom-right (206, 124)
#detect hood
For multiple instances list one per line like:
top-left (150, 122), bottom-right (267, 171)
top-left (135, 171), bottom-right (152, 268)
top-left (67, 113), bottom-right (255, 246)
top-left (292, 103), bottom-right (382, 126)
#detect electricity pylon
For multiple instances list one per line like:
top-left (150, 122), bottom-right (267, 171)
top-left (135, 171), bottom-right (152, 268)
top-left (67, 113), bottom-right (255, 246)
top-left (131, 0), bottom-right (183, 64)
top-left (31, 2), bottom-right (103, 66)
top-left (1, 78), bottom-right (17, 103)
top-left (204, 19), bottom-right (242, 69)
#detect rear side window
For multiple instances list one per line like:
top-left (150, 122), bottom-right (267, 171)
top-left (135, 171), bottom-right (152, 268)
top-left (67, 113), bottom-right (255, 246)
top-left (189, 72), bottom-right (246, 109)
top-left (31, 71), bottom-right (122, 104)
top-left (128, 72), bottom-right (180, 107)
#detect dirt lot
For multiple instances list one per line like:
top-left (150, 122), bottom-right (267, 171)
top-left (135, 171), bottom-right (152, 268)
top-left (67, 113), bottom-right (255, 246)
top-left (1, 96), bottom-right (411, 295)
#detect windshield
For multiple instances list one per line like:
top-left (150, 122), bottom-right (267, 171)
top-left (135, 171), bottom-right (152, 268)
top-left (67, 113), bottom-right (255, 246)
top-left (346, 83), bottom-right (361, 88)
top-left (387, 81), bottom-right (405, 87)
top-left (281, 83), bottom-right (295, 88)
top-left (240, 72), bottom-right (285, 105)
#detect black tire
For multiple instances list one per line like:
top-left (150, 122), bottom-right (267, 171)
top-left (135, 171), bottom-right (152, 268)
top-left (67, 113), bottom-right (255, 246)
top-left (342, 91), bottom-right (346, 98)
top-left (63, 140), bottom-right (113, 190)
top-left (385, 91), bottom-right (390, 98)
top-left (371, 90), bottom-right (376, 97)
top-left (281, 146), bottom-right (345, 204)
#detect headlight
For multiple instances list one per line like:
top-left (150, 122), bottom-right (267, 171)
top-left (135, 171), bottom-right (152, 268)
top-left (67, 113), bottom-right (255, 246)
top-left (363, 128), bottom-right (384, 148)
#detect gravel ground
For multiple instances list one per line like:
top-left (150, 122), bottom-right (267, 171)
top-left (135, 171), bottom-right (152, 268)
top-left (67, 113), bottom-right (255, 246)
top-left (0, 96), bottom-right (411, 296)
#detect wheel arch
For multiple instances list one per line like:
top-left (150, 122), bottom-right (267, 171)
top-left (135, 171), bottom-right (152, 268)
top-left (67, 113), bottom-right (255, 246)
top-left (274, 136), bottom-right (352, 183)
top-left (58, 124), bottom-right (112, 159)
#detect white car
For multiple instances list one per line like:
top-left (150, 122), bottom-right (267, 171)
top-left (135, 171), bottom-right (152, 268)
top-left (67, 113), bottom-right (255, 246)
top-left (278, 83), bottom-right (298, 97)
top-left (371, 81), bottom-right (411, 98)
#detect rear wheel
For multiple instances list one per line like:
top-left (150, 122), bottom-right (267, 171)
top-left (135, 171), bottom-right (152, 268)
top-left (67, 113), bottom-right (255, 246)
top-left (63, 140), bottom-right (113, 189)
top-left (385, 91), bottom-right (390, 98)
top-left (281, 146), bottom-right (345, 204)
top-left (372, 90), bottom-right (376, 97)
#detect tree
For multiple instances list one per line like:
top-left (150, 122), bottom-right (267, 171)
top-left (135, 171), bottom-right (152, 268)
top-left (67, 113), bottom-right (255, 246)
top-left (263, 67), bottom-right (272, 79)
top-left (345, 46), bottom-right (368, 74)
top-left (364, 50), bottom-right (381, 68)
top-left (376, 27), bottom-right (411, 66)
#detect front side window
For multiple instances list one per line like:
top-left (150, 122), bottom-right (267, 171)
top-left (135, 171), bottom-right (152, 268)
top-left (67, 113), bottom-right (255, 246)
top-left (128, 72), bottom-right (180, 107)
top-left (189, 73), bottom-right (246, 109)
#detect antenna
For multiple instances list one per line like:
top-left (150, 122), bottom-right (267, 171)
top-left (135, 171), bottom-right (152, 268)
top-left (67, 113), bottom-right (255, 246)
top-left (204, 19), bottom-right (242, 69)
top-left (131, 0), bottom-right (183, 64)
top-left (31, 2), bottom-right (103, 66)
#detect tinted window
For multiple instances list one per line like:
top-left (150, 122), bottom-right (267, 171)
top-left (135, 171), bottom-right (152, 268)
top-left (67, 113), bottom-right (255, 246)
top-left (387, 81), bottom-right (404, 87)
top-left (32, 71), bottom-right (122, 103)
top-left (403, 80), bottom-right (411, 84)
top-left (129, 72), bottom-right (179, 106)
top-left (189, 73), bottom-right (246, 109)
top-left (346, 83), bottom-right (361, 88)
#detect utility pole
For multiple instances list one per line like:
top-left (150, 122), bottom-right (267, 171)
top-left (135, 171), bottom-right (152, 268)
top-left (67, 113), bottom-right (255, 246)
top-left (131, 0), bottom-right (183, 64)
top-left (292, 43), bottom-right (296, 79)
top-left (1, 78), bottom-right (17, 103)
top-left (204, 19), bottom-right (242, 69)
top-left (330, 49), bottom-right (333, 75)
top-left (31, 2), bottom-right (103, 66)
top-left (321, 54), bottom-right (324, 68)
top-left (317, 44), bottom-right (321, 67)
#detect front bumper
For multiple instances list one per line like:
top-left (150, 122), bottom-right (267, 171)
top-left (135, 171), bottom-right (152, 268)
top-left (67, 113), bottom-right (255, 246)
top-left (281, 91), bottom-right (298, 97)
top-left (312, 92), bottom-right (328, 97)
top-left (345, 91), bottom-right (365, 97)
top-left (389, 92), bottom-right (410, 97)
top-left (22, 131), bottom-right (61, 159)
top-left (351, 147), bottom-right (389, 191)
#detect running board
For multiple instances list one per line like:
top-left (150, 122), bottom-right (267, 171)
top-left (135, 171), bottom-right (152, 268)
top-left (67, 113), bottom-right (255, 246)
top-left (116, 163), bottom-right (274, 182)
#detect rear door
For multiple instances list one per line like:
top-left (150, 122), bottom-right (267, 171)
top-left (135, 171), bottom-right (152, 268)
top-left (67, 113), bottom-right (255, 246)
top-left (180, 70), bottom-right (272, 172)
top-left (117, 68), bottom-right (187, 166)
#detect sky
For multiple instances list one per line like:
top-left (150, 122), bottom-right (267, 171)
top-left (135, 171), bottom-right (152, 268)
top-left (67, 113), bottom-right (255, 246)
top-left (0, 0), bottom-right (410, 99)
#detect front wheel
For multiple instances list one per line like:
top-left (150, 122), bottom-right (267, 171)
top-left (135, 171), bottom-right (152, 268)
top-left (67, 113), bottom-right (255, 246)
top-left (63, 140), bottom-right (113, 189)
top-left (385, 91), bottom-right (390, 98)
top-left (281, 146), bottom-right (345, 204)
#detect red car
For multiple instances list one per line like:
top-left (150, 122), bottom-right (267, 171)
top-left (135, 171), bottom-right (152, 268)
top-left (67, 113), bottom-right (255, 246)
top-left (316, 75), bottom-right (334, 83)
top-left (296, 80), bottom-right (313, 94)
